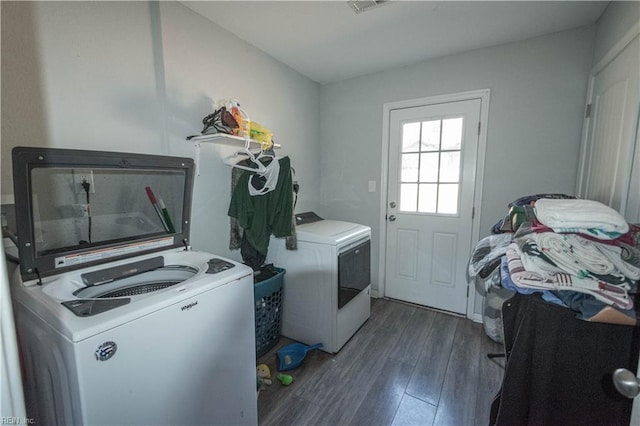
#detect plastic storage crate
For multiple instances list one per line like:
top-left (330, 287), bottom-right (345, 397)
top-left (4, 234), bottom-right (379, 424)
top-left (254, 267), bottom-right (285, 358)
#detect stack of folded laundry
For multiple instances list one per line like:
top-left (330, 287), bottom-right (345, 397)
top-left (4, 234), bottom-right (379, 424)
top-left (504, 198), bottom-right (639, 324)
top-left (469, 197), bottom-right (640, 328)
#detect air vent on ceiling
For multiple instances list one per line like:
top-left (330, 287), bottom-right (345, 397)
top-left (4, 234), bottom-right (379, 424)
top-left (347, 0), bottom-right (389, 14)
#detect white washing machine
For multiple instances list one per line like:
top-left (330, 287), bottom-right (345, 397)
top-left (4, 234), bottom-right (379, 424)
top-left (9, 147), bottom-right (257, 425)
top-left (267, 212), bottom-right (371, 353)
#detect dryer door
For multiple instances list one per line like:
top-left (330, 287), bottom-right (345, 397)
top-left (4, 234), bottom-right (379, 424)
top-left (338, 239), bottom-right (371, 309)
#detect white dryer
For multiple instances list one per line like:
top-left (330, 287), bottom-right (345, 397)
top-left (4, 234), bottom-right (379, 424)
top-left (267, 213), bottom-right (371, 353)
top-left (9, 148), bottom-right (257, 425)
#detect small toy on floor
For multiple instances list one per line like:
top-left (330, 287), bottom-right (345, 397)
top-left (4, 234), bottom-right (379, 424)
top-left (257, 364), bottom-right (272, 390)
top-left (277, 373), bottom-right (294, 386)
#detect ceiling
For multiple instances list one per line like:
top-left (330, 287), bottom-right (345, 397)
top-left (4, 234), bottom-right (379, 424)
top-left (182, 1), bottom-right (609, 84)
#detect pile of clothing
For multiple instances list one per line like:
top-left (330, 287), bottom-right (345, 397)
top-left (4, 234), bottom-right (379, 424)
top-left (469, 195), bottom-right (640, 341)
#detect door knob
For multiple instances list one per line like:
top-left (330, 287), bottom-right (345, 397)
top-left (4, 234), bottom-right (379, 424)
top-left (388, 215), bottom-right (396, 222)
top-left (613, 368), bottom-right (640, 398)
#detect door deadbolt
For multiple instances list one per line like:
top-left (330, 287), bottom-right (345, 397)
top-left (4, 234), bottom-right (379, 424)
top-left (388, 215), bottom-right (396, 222)
top-left (389, 202), bottom-right (396, 208)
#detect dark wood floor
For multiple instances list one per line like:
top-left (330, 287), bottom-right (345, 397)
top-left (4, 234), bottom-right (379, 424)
top-left (256, 298), bottom-right (504, 426)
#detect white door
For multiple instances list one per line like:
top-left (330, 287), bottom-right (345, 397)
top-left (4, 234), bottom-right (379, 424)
top-left (384, 99), bottom-right (481, 314)
top-left (634, 358), bottom-right (640, 426)
top-left (578, 34), bottom-right (639, 219)
top-left (625, 125), bottom-right (640, 222)
top-left (578, 29), bottom-right (640, 423)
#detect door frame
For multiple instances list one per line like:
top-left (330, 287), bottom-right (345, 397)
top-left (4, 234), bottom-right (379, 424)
top-left (378, 89), bottom-right (490, 320)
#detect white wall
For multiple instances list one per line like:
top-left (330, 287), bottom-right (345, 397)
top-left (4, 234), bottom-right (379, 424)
top-left (1, 2), bottom-right (160, 174)
top-left (1, 1), bottom-right (320, 261)
top-left (593, 1), bottom-right (640, 66)
top-left (318, 26), bottom-right (595, 298)
top-left (158, 2), bottom-right (320, 255)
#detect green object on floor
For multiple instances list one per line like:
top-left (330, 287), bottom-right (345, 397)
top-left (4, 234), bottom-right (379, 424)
top-left (277, 373), bottom-right (294, 386)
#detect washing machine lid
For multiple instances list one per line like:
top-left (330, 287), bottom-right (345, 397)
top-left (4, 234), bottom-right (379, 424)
top-left (12, 147), bottom-right (195, 282)
top-left (12, 249), bottom-right (253, 342)
top-left (295, 219), bottom-right (370, 245)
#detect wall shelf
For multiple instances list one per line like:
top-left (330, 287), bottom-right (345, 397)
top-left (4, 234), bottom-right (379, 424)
top-left (186, 133), bottom-right (280, 175)
top-left (187, 133), bottom-right (280, 149)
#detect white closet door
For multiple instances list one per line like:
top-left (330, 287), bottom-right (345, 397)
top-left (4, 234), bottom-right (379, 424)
top-left (578, 34), bottom-right (639, 221)
top-left (579, 28), bottom-right (640, 424)
top-left (625, 130), bottom-right (640, 223)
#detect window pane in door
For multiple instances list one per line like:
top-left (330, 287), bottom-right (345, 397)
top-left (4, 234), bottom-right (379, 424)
top-left (421, 120), bottom-right (441, 151)
top-left (439, 152), bottom-right (461, 183)
top-left (402, 122), bottom-right (421, 152)
top-left (400, 183), bottom-right (418, 212)
top-left (418, 184), bottom-right (437, 213)
top-left (437, 184), bottom-right (459, 214)
top-left (398, 114), bottom-right (464, 216)
top-left (401, 154), bottom-right (419, 182)
top-left (419, 152), bottom-right (439, 182)
top-left (442, 118), bottom-right (463, 150)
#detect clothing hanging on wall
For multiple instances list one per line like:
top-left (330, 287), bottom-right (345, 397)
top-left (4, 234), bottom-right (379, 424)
top-left (228, 156), bottom-right (296, 267)
top-left (247, 154), bottom-right (280, 196)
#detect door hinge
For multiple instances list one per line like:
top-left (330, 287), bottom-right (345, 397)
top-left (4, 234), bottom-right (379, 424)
top-left (467, 285), bottom-right (470, 298)
top-left (477, 121), bottom-right (481, 135)
top-left (472, 206), bottom-right (475, 219)
top-left (585, 104), bottom-right (592, 118)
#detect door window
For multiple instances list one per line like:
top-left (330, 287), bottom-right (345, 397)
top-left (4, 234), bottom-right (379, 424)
top-left (399, 117), bottom-right (463, 214)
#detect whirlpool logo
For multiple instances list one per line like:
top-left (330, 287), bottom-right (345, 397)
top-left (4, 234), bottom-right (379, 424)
top-left (181, 301), bottom-right (198, 311)
top-left (95, 341), bottom-right (117, 361)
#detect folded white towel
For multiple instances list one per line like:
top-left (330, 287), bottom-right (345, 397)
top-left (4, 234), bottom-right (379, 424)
top-left (534, 198), bottom-right (629, 234)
